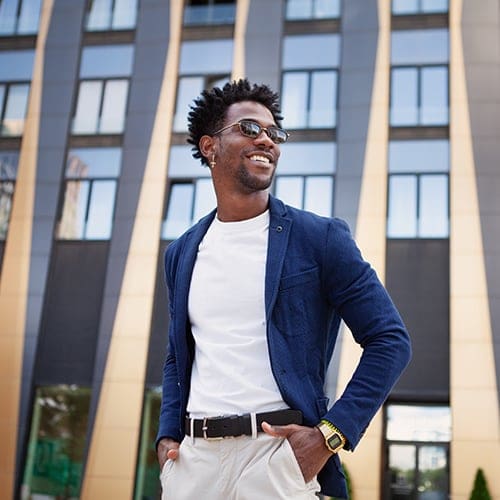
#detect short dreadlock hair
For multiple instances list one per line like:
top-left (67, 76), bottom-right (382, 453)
top-left (187, 78), bottom-right (283, 167)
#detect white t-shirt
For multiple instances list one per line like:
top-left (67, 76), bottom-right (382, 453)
top-left (186, 210), bottom-right (287, 418)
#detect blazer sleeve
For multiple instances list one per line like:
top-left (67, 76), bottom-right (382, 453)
top-left (155, 246), bottom-right (183, 447)
top-left (322, 218), bottom-right (411, 450)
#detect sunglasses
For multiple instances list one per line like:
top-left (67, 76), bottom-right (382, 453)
top-left (213, 119), bottom-right (290, 144)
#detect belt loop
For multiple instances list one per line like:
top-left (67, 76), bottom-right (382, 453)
top-left (250, 412), bottom-right (257, 439)
top-left (190, 416), bottom-right (195, 444)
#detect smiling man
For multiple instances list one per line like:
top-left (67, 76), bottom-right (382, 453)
top-left (156, 79), bottom-right (411, 499)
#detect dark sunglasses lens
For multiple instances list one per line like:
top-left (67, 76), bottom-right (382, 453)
top-left (268, 127), bottom-right (288, 144)
top-left (240, 120), bottom-right (261, 138)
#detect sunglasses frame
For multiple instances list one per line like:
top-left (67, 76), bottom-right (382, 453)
top-left (213, 119), bottom-right (290, 144)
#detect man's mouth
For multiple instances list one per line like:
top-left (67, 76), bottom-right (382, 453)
top-left (249, 154), bottom-right (272, 165)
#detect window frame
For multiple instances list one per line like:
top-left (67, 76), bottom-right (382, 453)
top-left (390, 63), bottom-right (449, 127)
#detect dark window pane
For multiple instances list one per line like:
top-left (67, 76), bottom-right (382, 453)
top-left (0, 180), bottom-right (15, 239)
top-left (184, 0), bottom-right (236, 25)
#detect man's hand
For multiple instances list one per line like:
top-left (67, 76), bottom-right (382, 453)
top-left (262, 421), bottom-right (333, 483)
top-left (157, 437), bottom-right (180, 470)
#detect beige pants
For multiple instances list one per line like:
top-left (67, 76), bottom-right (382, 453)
top-left (160, 433), bottom-right (320, 499)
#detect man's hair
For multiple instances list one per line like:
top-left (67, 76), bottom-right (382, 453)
top-left (187, 78), bottom-right (283, 166)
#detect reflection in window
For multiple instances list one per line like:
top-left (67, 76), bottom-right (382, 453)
top-left (385, 405), bottom-right (450, 500)
top-left (0, 151), bottom-right (19, 240)
top-left (183, 0), bottom-right (236, 26)
top-left (0, 82), bottom-right (30, 136)
top-left (0, 0), bottom-right (42, 36)
top-left (162, 179), bottom-right (216, 240)
top-left (392, 0), bottom-right (448, 15)
top-left (72, 45), bottom-right (134, 135)
top-left (286, 0), bottom-right (340, 20)
top-left (281, 35), bottom-right (340, 130)
top-left (387, 140), bottom-right (449, 238)
top-left (282, 70), bottom-right (337, 128)
top-left (390, 65), bottom-right (448, 126)
top-left (135, 387), bottom-right (162, 500)
top-left (21, 385), bottom-right (91, 499)
top-left (275, 175), bottom-right (334, 216)
top-left (0, 50), bottom-right (34, 137)
top-left (58, 148), bottom-right (121, 240)
top-left (86, 0), bottom-right (138, 31)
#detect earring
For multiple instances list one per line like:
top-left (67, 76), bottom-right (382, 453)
top-left (209, 153), bottom-right (216, 169)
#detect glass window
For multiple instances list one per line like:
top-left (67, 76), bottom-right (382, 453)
top-left (80, 45), bottom-right (134, 78)
top-left (390, 65), bottom-right (448, 126)
top-left (391, 29), bottom-right (448, 65)
top-left (282, 35), bottom-right (340, 130)
top-left (162, 179), bottom-right (216, 240)
top-left (168, 145), bottom-right (212, 178)
top-left (86, 0), bottom-right (138, 31)
top-left (392, 0), bottom-right (448, 15)
top-left (179, 39), bottom-right (233, 74)
top-left (134, 387), bottom-right (162, 500)
top-left (278, 142), bottom-right (336, 175)
top-left (385, 405), bottom-right (451, 500)
top-left (282, 70), bottom-right (337, 129)
top-left (286, 0), bottom-right (341, 20)
top-left (21, 385), bottom-right (91, 499)
top-left (0, 0), bottom-right (42, 35)
top-left (0, 82), bottom-right (30, 136)
top-left (73, 45), bottom-right (134, 135)
top-left (283, 34), bottom-right (340, 69)
top-left (275, 175), bottom-right (334, 216)
top-left (0, 151), bottom-right (18, 240)
top-left (387, 140), bottom-right (449, 238)
top-left (0, 50), bottom-right (35, 80)
top-left (58, 148), bottom-right (121, 240)
top-left (183, 0), bottom-right (236, 26)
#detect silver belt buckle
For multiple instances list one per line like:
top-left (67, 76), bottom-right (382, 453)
top-left (202, 416), bottom-right (224, 441)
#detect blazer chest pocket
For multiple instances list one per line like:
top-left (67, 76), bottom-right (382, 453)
top-left (274, 267), bottom-right (320, 337)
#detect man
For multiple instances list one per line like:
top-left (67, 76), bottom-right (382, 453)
top-left (156, 79), bottom-right (411, 499)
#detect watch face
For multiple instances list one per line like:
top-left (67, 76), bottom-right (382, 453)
top-left (327, 433), bottom-right (343, 450)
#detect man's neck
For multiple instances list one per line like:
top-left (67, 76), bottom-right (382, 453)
top-left (216, 192), bottom-right (270, 222)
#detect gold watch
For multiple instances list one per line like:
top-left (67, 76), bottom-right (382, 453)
top-left (316, 420), bottom-right (346, 454)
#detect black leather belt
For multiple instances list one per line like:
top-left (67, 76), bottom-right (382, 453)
top-left (185, 409), bottom-right (302, 440)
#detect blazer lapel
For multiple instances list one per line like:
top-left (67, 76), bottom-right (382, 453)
top-left (265, 197), bottom-right (292, 317)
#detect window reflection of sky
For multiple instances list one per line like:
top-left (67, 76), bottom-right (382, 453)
top-left (387, 405), bottom-right (451, 442)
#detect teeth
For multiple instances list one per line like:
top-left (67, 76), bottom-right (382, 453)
top-left (250, 155), bottom-right (270, 163)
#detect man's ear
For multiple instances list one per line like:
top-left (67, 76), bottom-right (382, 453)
top-left (199, 135), bottom-right (216, 161)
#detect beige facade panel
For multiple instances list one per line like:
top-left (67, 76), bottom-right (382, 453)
top-left (449, 1), bottom-right (500, 498)
top-left (336, 0), bottom-right (391, 498)
top-left (80, 1), bottom-right (184, 498)
top-left (0, 0), bottom-right (53, 497)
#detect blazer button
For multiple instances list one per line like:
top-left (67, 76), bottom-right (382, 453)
top-left (276, 225), bottom-right (283, 232)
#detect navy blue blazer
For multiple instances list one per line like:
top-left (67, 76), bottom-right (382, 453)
top-left (157, 196), bottom-right (411, 498)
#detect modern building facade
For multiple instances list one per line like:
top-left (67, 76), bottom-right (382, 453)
top-left (0, 0), bottom-right (499, 499)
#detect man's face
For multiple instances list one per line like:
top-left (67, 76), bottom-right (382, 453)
top-left (212, 100), bottom-right (281, 194)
